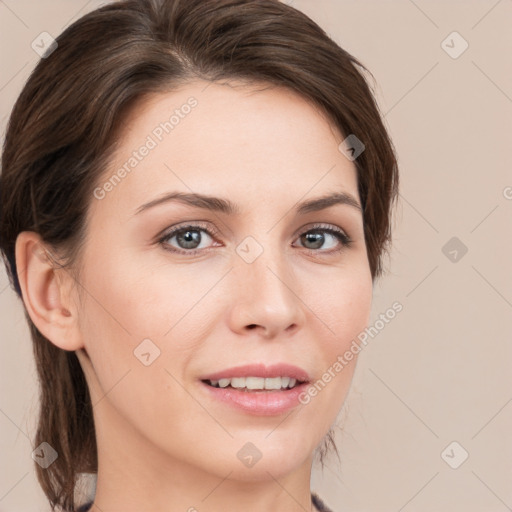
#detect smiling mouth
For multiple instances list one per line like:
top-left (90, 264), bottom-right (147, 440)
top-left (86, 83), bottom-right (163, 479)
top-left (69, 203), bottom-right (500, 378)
top-left (202, 376), bottom-right (306, 391)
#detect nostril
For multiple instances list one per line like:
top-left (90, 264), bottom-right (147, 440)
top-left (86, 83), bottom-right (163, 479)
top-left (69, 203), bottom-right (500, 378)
top-left (247, 324), bottom-right (257, 330)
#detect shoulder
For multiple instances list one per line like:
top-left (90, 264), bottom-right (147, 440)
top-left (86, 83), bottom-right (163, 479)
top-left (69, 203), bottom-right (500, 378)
top-left (76, 503), bottom-right (94, 512)
top-left (80, 497), bottom-right (331, 512)
top-left (311, 491), bottom-right (335, 512)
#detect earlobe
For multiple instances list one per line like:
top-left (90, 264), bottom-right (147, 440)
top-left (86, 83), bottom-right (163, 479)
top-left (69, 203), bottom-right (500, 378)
top-left (15, 231), bottom-right (83, 351)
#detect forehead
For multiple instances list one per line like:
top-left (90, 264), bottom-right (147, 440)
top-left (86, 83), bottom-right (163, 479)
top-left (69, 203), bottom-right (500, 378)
top-left (91, 79), bottom-right (359, 219)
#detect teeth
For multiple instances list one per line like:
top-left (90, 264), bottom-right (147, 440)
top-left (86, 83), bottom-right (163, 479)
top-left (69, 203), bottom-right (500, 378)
top-left (231, 377), bottom-right (248, 389)
top-left (245, 377), bottom-right (265, 389)
top-left (206, 376), bottom-right (301, 390)
top-left (265, 377), bottom-right (283, 390)
top-left (218, 378), bottom-right (230, 388)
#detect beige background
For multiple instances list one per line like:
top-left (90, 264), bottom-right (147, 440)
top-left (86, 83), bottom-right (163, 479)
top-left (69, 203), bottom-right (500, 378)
top-left (1, 1), bottom-right (511, 511)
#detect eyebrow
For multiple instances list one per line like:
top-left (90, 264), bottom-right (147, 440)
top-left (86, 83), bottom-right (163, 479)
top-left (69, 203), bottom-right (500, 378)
top-left (134, 190), bottom-right (362, 216)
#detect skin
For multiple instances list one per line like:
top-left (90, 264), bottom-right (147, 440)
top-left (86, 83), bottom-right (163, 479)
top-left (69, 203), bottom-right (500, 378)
top-left (16, 79), bottom-right (373, 512)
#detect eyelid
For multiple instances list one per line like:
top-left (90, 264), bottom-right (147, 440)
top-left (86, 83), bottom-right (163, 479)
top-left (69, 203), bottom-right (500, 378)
top-left (295, 222), bottom-right (349, 239)
top-left (156, 221), bottom-right (221, 256)
top-left (157, 220), bottom-right (220, 242)
top-left (157, 221), bottom-right (352, 255)
top-left (294, 222), bottom-right (352, 250)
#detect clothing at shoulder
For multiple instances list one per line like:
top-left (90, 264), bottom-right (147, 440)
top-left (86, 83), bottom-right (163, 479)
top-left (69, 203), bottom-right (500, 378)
top-left (78, 495), bottom-right (333, 512)
top-left (311, 492), bottom-right (335, 512)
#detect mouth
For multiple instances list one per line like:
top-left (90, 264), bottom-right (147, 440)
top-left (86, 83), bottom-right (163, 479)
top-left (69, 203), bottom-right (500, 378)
top-left (201, 376), bottom-right (307, 391)
top-left (198, 363), bottom-right (311, 415)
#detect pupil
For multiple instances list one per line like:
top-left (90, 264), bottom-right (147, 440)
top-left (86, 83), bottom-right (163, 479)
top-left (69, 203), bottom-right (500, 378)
top-left (303, 232), bottom-right (323, 249)
top-left (178, 230), bottom-right (201, 249)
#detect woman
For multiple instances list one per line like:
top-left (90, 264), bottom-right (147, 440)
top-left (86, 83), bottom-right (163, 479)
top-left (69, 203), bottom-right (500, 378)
top-left (0, 0), bottom-right (399, 511)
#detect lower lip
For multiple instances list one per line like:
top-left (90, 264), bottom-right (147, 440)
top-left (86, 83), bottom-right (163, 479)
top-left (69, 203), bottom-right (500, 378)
top-left (200, 381), bottom-right (309, 416)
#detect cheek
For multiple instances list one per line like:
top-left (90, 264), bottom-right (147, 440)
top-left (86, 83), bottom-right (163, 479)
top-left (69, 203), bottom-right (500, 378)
top-left (74, 252), bottom-right (167, 390)
top-left (76, 259), bottom-right (197, 440)
top-left (80, 252), bottom-right (184, 340)
top-left (310, 264), bottom-right (373, 350)
top-left (328, 270), bottom-right (373, 381)
top-left (77, 251), bottom-right (221, 386)
top-left (298, 265), bottom-right (372, 422)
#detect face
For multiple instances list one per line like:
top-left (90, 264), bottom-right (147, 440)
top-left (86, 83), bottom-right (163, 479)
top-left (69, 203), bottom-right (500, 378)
top-left (74, 80), bottom-right (373, 482)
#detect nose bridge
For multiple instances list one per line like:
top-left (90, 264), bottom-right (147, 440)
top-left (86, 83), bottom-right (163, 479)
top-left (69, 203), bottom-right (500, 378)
top-left (246, 249), bottom-right (290, 302)
top-left (229, 236), bottom-right (305, 336)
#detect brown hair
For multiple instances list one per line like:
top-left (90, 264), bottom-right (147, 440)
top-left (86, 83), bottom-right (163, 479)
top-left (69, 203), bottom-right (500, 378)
top-left (0, 0), bottom-right (398, 510)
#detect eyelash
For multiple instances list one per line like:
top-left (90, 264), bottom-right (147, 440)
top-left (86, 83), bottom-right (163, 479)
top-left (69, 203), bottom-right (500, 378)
top-left (157, 222), bottom-right (353, 256)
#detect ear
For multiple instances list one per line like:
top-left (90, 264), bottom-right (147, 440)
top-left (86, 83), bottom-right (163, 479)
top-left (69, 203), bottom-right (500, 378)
top-left (15, 231), bottom-right (84, 351)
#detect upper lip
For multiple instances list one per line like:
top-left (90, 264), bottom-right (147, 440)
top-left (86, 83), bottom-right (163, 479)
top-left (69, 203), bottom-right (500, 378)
top-left (200, 363), bottom-right (311, 383)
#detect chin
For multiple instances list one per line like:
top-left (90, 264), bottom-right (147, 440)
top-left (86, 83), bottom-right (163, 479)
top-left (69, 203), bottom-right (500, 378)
top-left (223, 457), bottom-right (308, 483)
top-left (223, 436), bottom-right (315, 481)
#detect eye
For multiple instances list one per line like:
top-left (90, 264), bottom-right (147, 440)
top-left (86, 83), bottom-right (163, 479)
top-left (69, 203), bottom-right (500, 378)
top-left (158, 223), bottom-right (219, 255)
top-left (157, 222), bottom-right (352, 256)
top-left (293, 224), bottom-right (352, 253)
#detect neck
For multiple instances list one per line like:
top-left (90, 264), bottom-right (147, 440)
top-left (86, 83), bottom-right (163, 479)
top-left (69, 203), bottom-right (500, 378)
top-left (86, 399), bottom-right (317, 512)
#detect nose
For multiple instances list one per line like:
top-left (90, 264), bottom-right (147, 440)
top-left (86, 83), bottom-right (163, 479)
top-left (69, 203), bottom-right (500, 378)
top-left (227, 250), bottom-right (306, 339)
